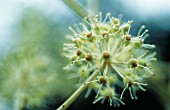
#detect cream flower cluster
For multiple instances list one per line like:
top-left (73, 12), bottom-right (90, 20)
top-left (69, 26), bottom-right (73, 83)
top-left (63, 12), bottom-right (156, 107)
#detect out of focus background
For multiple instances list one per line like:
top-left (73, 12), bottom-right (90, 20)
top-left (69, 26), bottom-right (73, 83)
top-left (0, 0), bottom-right (169, 110)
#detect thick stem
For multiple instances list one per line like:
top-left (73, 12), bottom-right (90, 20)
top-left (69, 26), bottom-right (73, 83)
top-left (87, 0), bottom-right (99, 16)
top-left (14, 93), bottom-right (27, 110)
top-left (63, 0), bottom-right (88, 18)
top-left (57, 70), bottom-right (99, 110)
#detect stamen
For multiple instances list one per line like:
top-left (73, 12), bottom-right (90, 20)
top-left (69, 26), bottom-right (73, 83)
top-left (69, 26), bottom-right (77, 36)
top-left (148, 58), bottom-right (157, 62)
top-left (140, 29), bottom-right (148, 37)
top-left (101, 98), bottom-right (105, 104)
top-left (138, 25), bottom-right (145, 36)
top-left (132, 86), bottom-right (138, 100)
top-left (99, 12), bottom-right (102, 23)
top-left (74, 24), bottom-right (81, 33)
top-left (111, 64), bottom-right (125, 78)
top-left (145, 52), bottom-right (156, 59)
top-left (120, 84), bottom-right (128, 99)
top-left (129, 87), bottom-right (134, 99)
top-left (84, 88), bottom-right (92, 98)
top-left (93, 17), bottom-right (98, 23)
top-left (145, 67), bottom-right (154, 75)
top-left (102, 12), bottom-right (111, 24)
top-left (142, 33), bottom-right (149, 40)
top-left (79, 23), bottom-right (89, 32)
top-left (95, 84), bottom-right (103, 98)
top-left (139, 83), bottom-right (148, 86)
top-left (114, 97), bottom-right (125, 105)
top-left (118, 14), bottom-right (123, 20)
top-left (84, 17), bottom-right (92, 26)
top-left (142, 44), bottom-right (156, 49)
top-left (93, 96), bottom-right (103, 104)
top-left (109, 98), bottom-right (113, 106)
top-left (114, 99), bottom-right (121, 107)
top-left (138, 51), bottom-right (149, 59)
top-left (138, 85), bottom-right (146, 91)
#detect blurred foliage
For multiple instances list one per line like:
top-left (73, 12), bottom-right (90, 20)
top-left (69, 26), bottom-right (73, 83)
top-left (150, 61), bottom-right (170, 110)
top-left (0, 8), bottom-right (75, 110)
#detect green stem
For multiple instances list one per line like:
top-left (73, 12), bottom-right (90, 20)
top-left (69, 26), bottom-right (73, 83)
top-left (87, 0), bottom-right (99, 16)
top-left (63, 0), bottom-right (88, 18)
top-left (57, 70), bottom-right (99, 110)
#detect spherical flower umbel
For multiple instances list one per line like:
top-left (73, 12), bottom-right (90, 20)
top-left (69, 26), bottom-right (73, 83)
top-left (63, 12), bottom-right (156, 106)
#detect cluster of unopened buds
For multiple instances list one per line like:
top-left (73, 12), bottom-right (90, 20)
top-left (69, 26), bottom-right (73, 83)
top-left (63, 12), bottom-right (156, 107)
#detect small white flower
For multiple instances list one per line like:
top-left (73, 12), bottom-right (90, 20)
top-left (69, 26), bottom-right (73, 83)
top-left (93, 88), bottom-right (125, 107)
top-left (63, 12), bottom-right (156, 106)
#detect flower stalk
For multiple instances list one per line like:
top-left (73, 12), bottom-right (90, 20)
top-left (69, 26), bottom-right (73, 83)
top-left (57, 69), bottom-right (100, 110)
top-left (63, 0), bottom-right (88, 18)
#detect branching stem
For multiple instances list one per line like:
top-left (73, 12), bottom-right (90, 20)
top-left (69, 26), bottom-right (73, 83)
top-left (57, 69), bottom-right (100, 110)
top-left (62, 0), bottom-right (88, 18)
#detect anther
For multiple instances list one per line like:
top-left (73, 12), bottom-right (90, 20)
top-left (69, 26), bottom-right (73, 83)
top-left (143, 62), bottom-right (147, 67)
top-left (140, 39), bottom-right (143, 44)
top-left (76, 49), bottom-right (82, 56)
top-left (73, 38), bottom-right (78, 44)
top-left (99, 77), bottom-right (107, 84)
top-left (86, 32), bottom-right (92, 38)
top-left (103, 51), bottom-right (110, 59)
top-left (102, 32), bottom-right (109, 38)
top-left (124, 35), bottom-right (131, 41)
top-left (128, 81), bottom-right (133, 87)
top-left (113, 19), bottom-right (119, 25)
top-left (106, 12), bottom-right (111, 16)
top-left (86, 53), bottom-right (93, 61)
top-left (131, 59), bottom-right (137, 68)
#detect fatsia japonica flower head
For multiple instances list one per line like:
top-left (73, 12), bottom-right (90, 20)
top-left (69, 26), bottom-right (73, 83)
top-left (63, 12), bottom-right (156, 106)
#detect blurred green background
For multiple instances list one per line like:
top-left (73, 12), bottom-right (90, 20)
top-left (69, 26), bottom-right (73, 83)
top-left (0, 0), bottom-right (169, 110)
